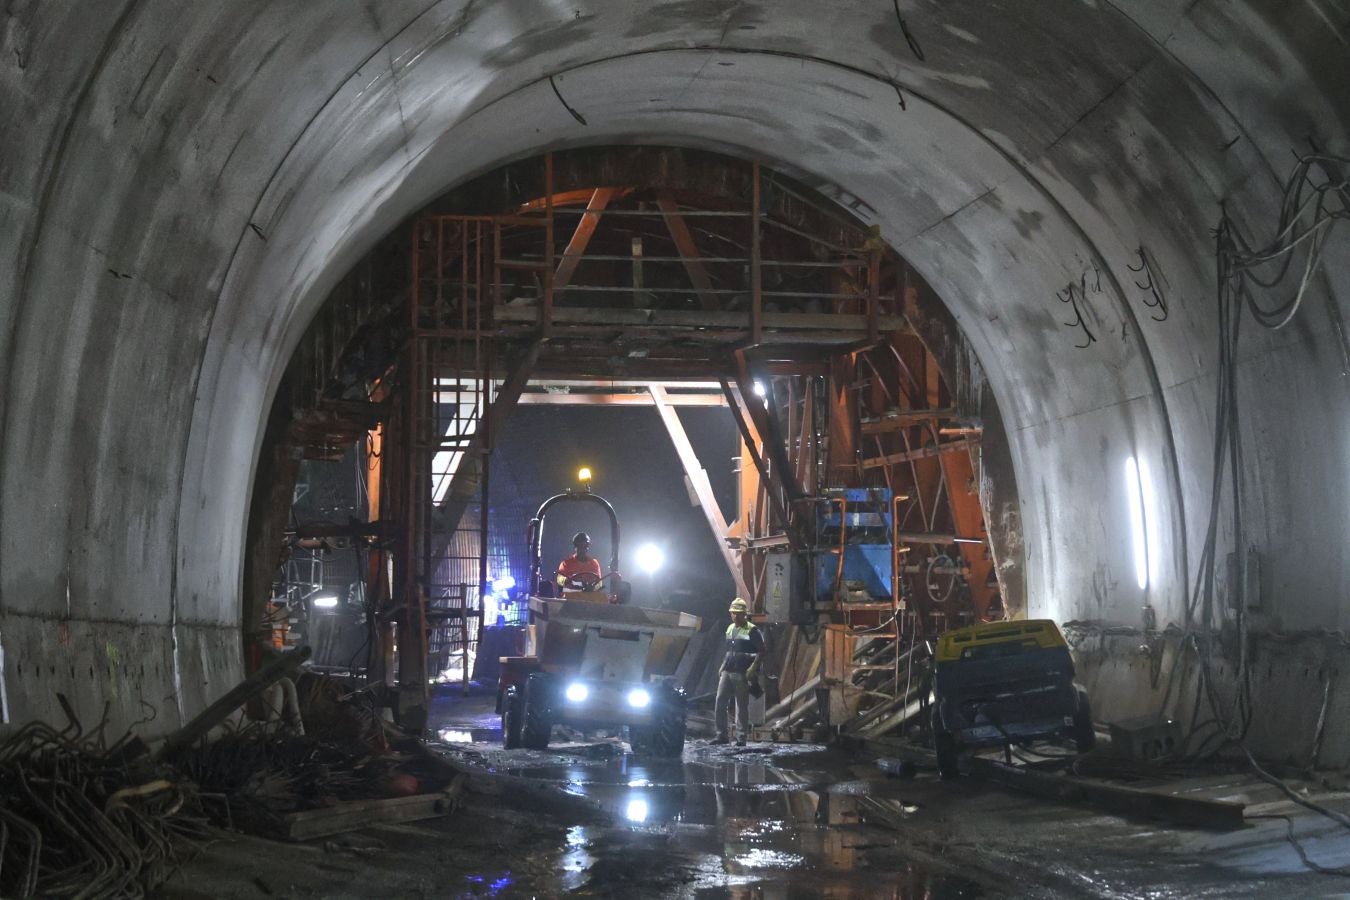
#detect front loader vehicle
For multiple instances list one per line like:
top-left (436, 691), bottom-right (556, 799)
top-left (499, 598), bottom-right (699, 756)
top-left (930, 619), bottom-right (1094, 779)
top-left (498, 479), bottom-right (699, 757)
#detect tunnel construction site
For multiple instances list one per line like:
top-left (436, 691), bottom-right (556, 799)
top-left (2, 2), bottom-right (1349, 896)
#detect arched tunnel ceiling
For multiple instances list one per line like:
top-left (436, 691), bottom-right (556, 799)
top-left (0, 1), bottom-right (1347, 734)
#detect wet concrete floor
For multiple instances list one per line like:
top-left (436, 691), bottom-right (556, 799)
top-left (161, 692), bottom-right (1350, 898)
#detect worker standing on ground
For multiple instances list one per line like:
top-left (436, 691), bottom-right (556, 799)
top-left (713, 598), bottom-right (763, 746)
top-left (556, 531), bottom-right (603, 590)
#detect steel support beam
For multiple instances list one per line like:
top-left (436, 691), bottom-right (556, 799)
top-left (554, 187), bottom-right (617, 293)
top-left (735, 352), bottom-right (805, 503)
top-left (517, 392), bottom-right (726, 406)
top-left (650, 386), bottom-right (751, 600)
top-left (656, 191), bottom-right (719, 312)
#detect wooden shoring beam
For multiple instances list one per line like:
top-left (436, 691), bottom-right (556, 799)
top-left (860, 437), bottom-right (980, 470)
top-left (650, 386), bottom-right (751, 600)
top-left (656, 191), bottom-right (719, 312)
top-left (553, 187), bottom-right (618, 293)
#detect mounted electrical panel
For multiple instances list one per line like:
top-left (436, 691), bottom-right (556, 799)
top-left (764, 551), bottom-right (812, 624)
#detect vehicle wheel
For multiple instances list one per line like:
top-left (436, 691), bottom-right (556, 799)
top-left (648, 706), bottom-right (687, 758)
top-left (522, 676), bottom-right (552, 750)
top-left (932, 710), bottom-right (960, 780)
top-left (1072, 687), bottom-right (1096, 753)
top-left (502, 687), bottom-right (524, 749)
top-left (627, 725), bottom-right (653, 755)
top-left (629, 688), bottom-right (686, 757)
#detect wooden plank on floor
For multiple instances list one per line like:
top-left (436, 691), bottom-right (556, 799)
top-left (282, 777), bottom-right (466, 841)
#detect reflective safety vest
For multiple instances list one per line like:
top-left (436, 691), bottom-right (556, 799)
top-left (723, 622), bottom-right (763, 673)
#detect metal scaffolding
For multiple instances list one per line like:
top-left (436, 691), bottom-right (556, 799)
top-left (370, 151), bottom-right (1003, 735)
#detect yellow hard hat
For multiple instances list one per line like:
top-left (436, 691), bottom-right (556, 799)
top-left (728, 598), bottom-right (749, 614)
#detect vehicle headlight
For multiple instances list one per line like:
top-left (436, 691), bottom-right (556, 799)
top-left (627, 688), bottom-right (651, 709)
top-left (565, 682), bottom-right (589, 703)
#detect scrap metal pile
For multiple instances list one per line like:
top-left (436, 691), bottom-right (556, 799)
top-left (0, 655), bottom-right (462, 899)
top-left (170, 722), bottom-right (454, 840)
top-left (0, 703), bottom-right (205, 899)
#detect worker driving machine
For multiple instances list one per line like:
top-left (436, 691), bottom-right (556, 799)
top-left (497, 474), bottom-right (700, 757)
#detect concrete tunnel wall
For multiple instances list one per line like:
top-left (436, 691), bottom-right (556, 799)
top-left (1, 1), bottom-right (1347, 753)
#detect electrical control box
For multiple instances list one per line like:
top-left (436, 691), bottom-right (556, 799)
top-left (764, 551), bottom-right (812, 625)
top-left (1108, 716), bottom-right (1181, 762)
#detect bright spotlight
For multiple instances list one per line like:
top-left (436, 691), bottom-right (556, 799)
top-left (627, 688), bottom-right (651, 709)
top-left (565, 682), bottom-right (590, 703)
top-left (578, 466), bottom-right (592, 483)
top-left (636, 543), bottom-right (664, 575)
top-left (752, 380), bottom-right (767, 398)
top-left (625, 797), bottom-right (649, 823)
top-left (491, 574), bottom-right (516, 594)
top-left (312, 593), bottom-right (339, 609)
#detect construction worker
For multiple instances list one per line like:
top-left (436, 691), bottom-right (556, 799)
top-left (713, 597), bottom-right (764, 746)
top-left (556, 531), bottom-right (603, 590)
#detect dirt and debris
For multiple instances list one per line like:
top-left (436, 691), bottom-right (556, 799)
top-left (0, 666), bottom-right (462, 899)
top-left (168, 727), bottom-right (459, 839)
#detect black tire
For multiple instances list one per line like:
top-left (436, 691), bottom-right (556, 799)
top-left (932, 710), bottom-right (960, 780)
top-left (1072, 687), bottom-right (1096, 753)
top-left (502, 687), bottom-right (524, 749)
top-left (522, 676), bottom-right (552, 750)
top-left (648, 707), bottom-right (687, 758)
top-left (629, 687), bottom-right (686, 758)
top-left (627, 724), bottom-right (653, 755)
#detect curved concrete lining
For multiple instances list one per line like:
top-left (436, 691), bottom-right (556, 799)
top-left (1, 1), bottom-right (1346, 742)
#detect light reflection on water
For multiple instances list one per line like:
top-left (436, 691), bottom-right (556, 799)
top-left (730, 848), bottom-right (807, 870)
top-left (435, 720), bottom-right (974, 898)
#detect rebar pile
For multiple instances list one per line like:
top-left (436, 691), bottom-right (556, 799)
top-left (0, 708), bottom-right (205, 899)
top-left (169, 725), bottom-right (436, 838)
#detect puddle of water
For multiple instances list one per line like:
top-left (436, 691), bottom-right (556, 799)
top-left (436, 726), bottom-right (503, 743)
top-left (430, 696), bottom-right (981, 897)
top-left (560, 826), bottom-right (594, 892)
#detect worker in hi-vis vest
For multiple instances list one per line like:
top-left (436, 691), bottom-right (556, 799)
top-left (713, 598), bottom-right (764, 746)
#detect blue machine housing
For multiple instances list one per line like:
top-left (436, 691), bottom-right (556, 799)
top-left (814, 488), bottom-right (894, 602)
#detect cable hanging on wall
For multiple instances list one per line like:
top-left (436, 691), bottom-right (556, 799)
top-left (1154, 150), bottom-right (1350, 874)
top-left (1216, 152), bottom-right (1350, 330)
